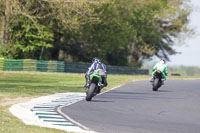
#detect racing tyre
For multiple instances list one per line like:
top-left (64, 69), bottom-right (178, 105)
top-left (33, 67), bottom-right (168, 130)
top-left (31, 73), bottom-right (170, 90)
top-left (86, 83), bottom-right (96, 101)
top-left (153, 78), bottom-right (159, 91)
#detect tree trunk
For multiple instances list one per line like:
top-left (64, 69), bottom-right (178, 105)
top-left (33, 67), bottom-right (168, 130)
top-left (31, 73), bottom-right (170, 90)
top-left (2, 15), bottom-right (9, 44)
top-left (2, 0), bottom-right (11, 44)
top-left (58, 49), bottom-right (64, 60)
top-left (39, 46), bottom-right (44, 60)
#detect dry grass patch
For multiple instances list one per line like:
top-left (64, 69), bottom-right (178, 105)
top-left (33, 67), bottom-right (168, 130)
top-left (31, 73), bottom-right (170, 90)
top-left (0, 97), bottom-right (35, 106)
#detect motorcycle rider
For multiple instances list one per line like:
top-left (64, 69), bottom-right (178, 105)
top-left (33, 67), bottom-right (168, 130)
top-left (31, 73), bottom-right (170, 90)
top-left (150, 59), bottom-right (168, 84)
top-left (84, 57), bottom-right (108, 91)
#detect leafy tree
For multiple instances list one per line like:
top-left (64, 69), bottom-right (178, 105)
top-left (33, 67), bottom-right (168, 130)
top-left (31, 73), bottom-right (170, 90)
top-left (75, 0), bottom-right (192, 66)
top-left (117, 0), bottom-right (191, 66)
top-left (10, 16), bottom-right (54, 59)
top-left (0, 0), bottom-right (192, 67)
top-left (0, 0), bottom-right (98, 59)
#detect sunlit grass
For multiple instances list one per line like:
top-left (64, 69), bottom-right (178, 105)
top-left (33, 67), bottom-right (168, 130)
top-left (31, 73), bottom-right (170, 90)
top-left (0, 71), bottom-right (198, 98)
top-left (0, 71), bottom-right (151, 98)
top-left (0, 71), bottom-right (85, 97)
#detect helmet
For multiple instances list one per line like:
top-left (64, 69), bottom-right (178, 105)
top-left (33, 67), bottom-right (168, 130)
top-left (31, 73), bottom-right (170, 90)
top-left (160, 59), bottom-right (165, 64)
top-left (92, 57), bottom-right (100, 63)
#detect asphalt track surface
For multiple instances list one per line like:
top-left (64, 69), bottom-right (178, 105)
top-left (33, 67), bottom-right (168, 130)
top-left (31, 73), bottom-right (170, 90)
top-left (60, 79), bottom-right (200, 133)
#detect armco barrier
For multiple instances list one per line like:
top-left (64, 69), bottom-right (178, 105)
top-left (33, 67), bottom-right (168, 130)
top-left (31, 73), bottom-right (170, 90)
top-left (0, 59), bottom-right (149, 75)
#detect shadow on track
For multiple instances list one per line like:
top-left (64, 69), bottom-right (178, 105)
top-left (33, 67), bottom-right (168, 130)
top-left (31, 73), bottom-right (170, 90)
top-left (158, 90), bottom-right (172, 92)
top-left (90, 100), bottom-right (114, 103)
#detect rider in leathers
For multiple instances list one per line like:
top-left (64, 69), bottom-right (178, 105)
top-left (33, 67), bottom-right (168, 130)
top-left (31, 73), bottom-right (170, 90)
top-left (150, 59), bottom-right (168, 84)
top-left (84, 57), bottom-right (108, 91)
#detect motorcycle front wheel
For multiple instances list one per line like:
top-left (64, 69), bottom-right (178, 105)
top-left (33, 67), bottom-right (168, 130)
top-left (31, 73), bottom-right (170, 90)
top-left (86, 83), bottom-right (96, 101)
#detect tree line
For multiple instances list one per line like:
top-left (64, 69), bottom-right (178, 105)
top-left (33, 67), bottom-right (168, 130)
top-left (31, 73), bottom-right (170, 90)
top-left (0, 0), bottom-right (192, 67)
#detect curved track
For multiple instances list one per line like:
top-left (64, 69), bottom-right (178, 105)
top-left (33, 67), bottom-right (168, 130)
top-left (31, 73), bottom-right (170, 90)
top-left (60, 79), bottom-right (200, 133)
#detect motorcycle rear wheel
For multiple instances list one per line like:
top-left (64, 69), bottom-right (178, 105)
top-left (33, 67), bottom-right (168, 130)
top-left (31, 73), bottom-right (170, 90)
top-left (86, 83), bottom-right (96, 101)
top-left (153, 78), bottom-right (159, 91)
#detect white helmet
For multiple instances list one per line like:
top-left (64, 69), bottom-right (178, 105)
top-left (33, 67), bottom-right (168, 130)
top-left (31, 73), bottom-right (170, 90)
top-left (160, 59), bottom-right (165, 64)
top-left (92, 57), bottom-right (100, 63)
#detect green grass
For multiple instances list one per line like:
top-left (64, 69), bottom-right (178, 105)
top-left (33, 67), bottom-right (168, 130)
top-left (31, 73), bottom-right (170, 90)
top-left (0, 71), bottom-right (151, 98)
top-left (0, 105), bottom-right (68, 133)
top-left (0, 71), bottom-right (85, 97)
top-left (0, 71), bottom-right (198, 133)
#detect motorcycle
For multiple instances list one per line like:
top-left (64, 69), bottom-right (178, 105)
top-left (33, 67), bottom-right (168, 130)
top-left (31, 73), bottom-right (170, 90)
top-left (152, 70), bottom-right (163, 91)
top-left (86, 69), bottom-right (106, 101)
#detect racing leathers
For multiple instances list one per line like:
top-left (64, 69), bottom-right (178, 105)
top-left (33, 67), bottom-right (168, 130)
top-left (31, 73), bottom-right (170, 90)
top-left (85, 61), bottom-right (107, 89)
top-left (152, 62), bottom-right (168, 80)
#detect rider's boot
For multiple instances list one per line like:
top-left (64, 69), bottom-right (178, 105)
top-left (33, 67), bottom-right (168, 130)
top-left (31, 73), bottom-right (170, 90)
top-left (150, 76), bottom-right (155, 82)
top-left (84, 80), bottom-right (90, 89)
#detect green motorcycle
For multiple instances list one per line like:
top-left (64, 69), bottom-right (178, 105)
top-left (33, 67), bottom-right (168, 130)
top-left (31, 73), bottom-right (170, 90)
top-left (86, 69), bottom-right (106, 101)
